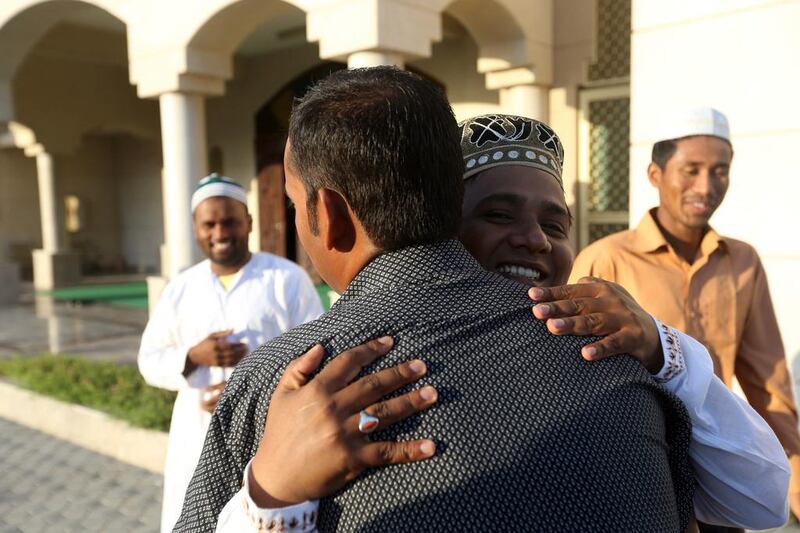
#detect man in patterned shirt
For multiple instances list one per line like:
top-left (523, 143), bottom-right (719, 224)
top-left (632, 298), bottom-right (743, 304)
top-left (175, 67), bottom-right (693, 532)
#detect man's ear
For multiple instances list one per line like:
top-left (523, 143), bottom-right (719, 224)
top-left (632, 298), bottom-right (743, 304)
top-left (317, 188), bottom-right (356, 252)
top-left (647, 162), bottom-right (662, 188)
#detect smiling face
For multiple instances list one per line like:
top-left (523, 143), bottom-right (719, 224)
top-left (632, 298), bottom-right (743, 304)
top-left (459, 165), bottom-right (574, 287)
top-left (193, 197), bottom-right (252, 275)
top-left (650, 135), bottom-right (732, 237)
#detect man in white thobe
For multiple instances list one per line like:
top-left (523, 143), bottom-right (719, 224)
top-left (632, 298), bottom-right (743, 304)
top-left (138, 174), bottom-right (323, 532)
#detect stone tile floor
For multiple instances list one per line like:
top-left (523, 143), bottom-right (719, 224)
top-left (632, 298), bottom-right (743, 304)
top-left (0, 297), bottom-right (145, 364)
top-left (0, 417), bottom-right (161, 533)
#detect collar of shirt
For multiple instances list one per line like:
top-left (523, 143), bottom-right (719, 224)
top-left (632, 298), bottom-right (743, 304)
top-left (205, 254), bottom-right (255, 293)
top-left (332, 239), bottom-right (482, 306)
top-left (633, 208), bottom-right (727, 264)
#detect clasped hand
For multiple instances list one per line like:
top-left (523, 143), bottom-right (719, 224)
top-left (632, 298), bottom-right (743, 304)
top-left (530, 276), bottom-right (664, 373)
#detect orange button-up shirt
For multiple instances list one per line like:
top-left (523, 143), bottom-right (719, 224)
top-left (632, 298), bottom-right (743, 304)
top-left (571, 209), bottom-right (800, 493)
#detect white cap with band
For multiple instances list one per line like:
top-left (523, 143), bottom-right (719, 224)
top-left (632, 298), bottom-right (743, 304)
top-left (191, 173), bottom-right (248, 212)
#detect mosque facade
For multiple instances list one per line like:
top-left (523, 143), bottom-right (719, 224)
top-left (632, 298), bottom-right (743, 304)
top-left (0, 0), bottom-right (798, 370)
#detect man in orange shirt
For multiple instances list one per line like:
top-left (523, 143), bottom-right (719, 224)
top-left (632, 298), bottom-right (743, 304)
top-left (571, 107), bottom-right (800, 531)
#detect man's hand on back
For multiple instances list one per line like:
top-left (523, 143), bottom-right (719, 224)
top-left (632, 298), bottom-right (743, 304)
top-left (249, 337), bottom-right (438, 508)
top-left (185, 329), bottom-right (249, 375)
top-left (530, 277), bottom-right (664, 374)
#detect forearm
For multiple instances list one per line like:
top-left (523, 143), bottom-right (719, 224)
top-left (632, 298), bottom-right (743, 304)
top-left (216, 460), bottom-right (319, 533)
top-left (137, 343), bottom-right (192, 391)
top-left (657, 323), bottom-right (789, 528)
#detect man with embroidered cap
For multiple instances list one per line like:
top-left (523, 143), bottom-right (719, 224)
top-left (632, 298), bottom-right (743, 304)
top-left (571, 107), bottom-right (800, 530)
top-left (138, 173), bottom-right (323, 532)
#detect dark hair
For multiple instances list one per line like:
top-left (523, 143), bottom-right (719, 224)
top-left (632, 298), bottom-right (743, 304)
top-left (651, 139), bottom-right (679, 170)
top-left (651, 135), bottom-right (734, 169)
top-left (287, 66), bottom-right (464, 251)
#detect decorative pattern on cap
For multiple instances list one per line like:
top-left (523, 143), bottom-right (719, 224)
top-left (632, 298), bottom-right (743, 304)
top-left (459, 114), bottom-right (564, 185)
top-left (191, 173), bottom-right (248, 212)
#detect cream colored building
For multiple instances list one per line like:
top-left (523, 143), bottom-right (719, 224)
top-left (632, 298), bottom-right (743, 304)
top-left (0, 0), bottom-right (798, 374)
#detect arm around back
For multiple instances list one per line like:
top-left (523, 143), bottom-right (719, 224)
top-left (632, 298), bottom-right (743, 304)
top-left (733, 253), bottom-right (800, 512)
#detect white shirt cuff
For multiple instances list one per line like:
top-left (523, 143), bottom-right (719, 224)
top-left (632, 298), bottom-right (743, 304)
top-left (239, 460), bottom-right (319, 532)
top-left (651, 317), bottom-right (686, 383)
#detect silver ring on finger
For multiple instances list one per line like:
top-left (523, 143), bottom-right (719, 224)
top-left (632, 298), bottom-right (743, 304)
top-left (358, 410), bottom-right (380, 434)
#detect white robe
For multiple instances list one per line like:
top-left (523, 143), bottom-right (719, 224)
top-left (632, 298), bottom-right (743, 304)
top-left (137, 252), bottom-right (323, 533)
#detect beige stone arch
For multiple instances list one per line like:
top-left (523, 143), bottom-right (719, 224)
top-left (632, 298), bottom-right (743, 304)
top-left (188, 0), bottom-right (307, 56)
top-left (437, 0), bottom-right (554, 119)
top-left (128, 0), bottom-right (308, 98)
top-left (432, 0), bottom-right (552, 78)
top-left (0, 0), bottom-right (127, 124)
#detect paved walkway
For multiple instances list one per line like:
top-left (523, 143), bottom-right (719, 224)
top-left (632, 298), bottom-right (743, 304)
top-left (0, 418), bottom-right (162, 532)
top-left (0, 296), bottom-right (146, 364)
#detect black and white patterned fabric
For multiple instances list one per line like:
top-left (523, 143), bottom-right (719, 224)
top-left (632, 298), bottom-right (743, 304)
top-left (175, 240), bottom-right (693, 532)
top-left (459, 114), bottom-right (565, 184)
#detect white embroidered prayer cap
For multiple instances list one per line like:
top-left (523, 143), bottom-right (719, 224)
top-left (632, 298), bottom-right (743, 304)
top-left (191, 173), bottom-right (248, 212)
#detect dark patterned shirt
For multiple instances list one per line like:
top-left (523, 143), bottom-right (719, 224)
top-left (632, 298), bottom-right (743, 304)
top-left (175, 240), bottom-right (693, 532)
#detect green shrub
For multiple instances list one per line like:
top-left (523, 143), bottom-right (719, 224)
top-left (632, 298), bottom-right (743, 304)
top-left (0, 355), bottom-right (175, 431)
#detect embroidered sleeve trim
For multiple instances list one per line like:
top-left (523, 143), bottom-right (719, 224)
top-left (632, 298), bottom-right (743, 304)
top-left (653, 321), bottom-right (686, 384)
top-left (240, 463), bottom-right (318, 532)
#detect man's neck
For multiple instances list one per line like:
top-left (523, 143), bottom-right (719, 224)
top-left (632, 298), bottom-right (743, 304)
top-left (652, 208), bottom-right (707, 265)
top-left (325, 246), bottom-right (381, 294)
top-left (210, 252), bottom-right (252, 276)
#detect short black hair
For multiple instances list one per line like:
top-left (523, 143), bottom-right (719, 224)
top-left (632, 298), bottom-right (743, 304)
top-left (287, 66), bottom-right (464, 251)
top-left (651, 136), bottom-right (734, 169)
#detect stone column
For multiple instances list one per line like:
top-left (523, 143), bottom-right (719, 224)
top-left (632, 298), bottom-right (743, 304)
top-left (30, 147), bottom-right (80, 291)
top-left (486, 67), bottom-right (550, 122)
top-left (158, 92), bottom-right (208, 279)
top-left (306, 1), bottom-right (440, 71)
top-left (348, 51), bottom-right (405, 69)
top-left (499, 84), bottom-right (549, 121)
top-left (130, 49), bottom-right (225, 315)
top-left (35, 151), bottom-right (61, 254)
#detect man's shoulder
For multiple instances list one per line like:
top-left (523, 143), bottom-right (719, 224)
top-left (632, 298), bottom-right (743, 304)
top-left (225, 318), bottom-right (325, 403)
top-left (161, 260), bottom-right (210, 295)
top-left (581, 229), bottom-right (638, 256)
top-left (571, 230), bottom-right (637, 282)
top-left (720, 235), bottom-right (761, 261)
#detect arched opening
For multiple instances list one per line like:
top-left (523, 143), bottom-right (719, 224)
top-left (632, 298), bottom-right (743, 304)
top-left (187, 0), bottom-right (305, 59)
top-left (408, 13), bottom-right (501, 122)
top-left (253, 62), bottom-right (346, 281)
top-left (0, 1), bottom-right (161, 286)
top-left (0, 0), bottom-right (127, 82)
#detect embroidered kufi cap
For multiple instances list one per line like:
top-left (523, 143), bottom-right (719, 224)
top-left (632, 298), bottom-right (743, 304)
top-left (654, 107), bottom-right (730, 143)
top-left (459, 114), bottom-right (564, 186)
top-left (191, 173), bottom-right (248, 212)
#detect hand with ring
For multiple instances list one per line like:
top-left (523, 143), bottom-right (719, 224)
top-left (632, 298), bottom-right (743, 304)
top-left (248, 336), bottom-right (438, 508)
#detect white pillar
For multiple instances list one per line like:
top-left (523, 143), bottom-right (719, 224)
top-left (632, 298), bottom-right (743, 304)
top-left (348, 51), bottom-right (405, 69)
top-left (159, 92), bottom-right (207, 278)
top-left (499, 84), bottom-right (550, 121)
top-left (30, 147), bottom-right (80, 290)
top-left (35, 151), bottom-right (62, 253)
